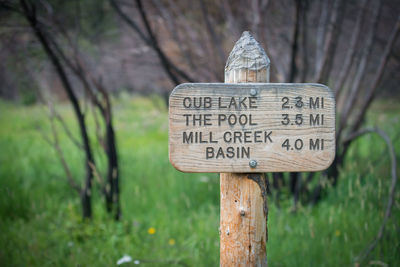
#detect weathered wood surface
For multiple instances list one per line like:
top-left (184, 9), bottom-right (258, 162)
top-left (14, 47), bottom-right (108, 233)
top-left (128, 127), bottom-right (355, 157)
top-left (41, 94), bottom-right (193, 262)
top-left (169, 83), bottom-right (335, 173)
top-left (220, 173), bottom-right (268, 267)
top-left (220, 31), bottom-right (268, 267)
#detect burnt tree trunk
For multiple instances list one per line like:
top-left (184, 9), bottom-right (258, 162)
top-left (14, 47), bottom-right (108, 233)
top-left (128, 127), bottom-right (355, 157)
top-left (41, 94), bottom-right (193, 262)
top-left (315, 0), bottom-right (346, 84)
top-left (288, 0), bottom-right (301, 82)
top-left (96, 83), bottom-right (121, 220)
top-left (20, 0), bottom-right (94, 218)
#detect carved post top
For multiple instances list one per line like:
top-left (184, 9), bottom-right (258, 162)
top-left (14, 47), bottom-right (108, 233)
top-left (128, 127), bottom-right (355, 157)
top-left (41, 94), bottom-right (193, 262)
top-left (225, 31), bottom-right (270, 83)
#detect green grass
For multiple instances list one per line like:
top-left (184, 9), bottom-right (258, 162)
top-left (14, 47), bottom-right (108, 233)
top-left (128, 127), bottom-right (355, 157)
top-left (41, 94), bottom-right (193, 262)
top-left (0, 96), bottom-right (399, 266)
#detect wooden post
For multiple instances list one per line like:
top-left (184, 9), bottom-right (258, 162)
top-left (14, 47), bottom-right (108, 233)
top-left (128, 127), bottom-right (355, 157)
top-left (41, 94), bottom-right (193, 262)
top-left (220, 31), bottom-right (270, 266)
top-left (169, 29), bottom-right (335, 267)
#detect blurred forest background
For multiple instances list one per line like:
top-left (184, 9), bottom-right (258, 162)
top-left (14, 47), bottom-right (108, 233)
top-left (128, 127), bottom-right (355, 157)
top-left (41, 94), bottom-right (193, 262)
top-left (0, 0), bottom-right (399, 266)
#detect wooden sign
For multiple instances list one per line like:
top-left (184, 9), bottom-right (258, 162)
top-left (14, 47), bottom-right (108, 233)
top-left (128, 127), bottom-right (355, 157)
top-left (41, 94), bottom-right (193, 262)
top-left (169, 83), bottom-right (335, 173)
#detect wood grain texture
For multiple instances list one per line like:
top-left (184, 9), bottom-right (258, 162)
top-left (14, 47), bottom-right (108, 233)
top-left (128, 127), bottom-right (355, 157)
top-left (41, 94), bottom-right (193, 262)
top-left (220, 31), bottom-right (268, 267)
top-left (220, 173), bottom-right (268, 267)
top-left (169, 83), bottom-right (335, 173)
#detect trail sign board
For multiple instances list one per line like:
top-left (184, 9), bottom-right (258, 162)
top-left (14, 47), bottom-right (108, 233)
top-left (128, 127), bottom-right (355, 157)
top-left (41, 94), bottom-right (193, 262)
top-left (169, 83), bottom-right (335, 173)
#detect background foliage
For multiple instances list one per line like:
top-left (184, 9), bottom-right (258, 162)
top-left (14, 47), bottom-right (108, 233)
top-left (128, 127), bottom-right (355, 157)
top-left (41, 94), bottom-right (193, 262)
top-left (0, 97), bottom-right (398, 266)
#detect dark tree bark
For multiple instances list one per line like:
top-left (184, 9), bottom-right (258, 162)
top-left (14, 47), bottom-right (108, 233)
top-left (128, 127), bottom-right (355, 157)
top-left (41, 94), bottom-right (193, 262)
top-left (20, 0), bottom-right (94, 218)
top-left (347, 15), bottom-right (400, 139)
top-left (299, 0), bottom-right (309, 83)
top-left (316, 12), bottom-right (399, 200)
top-left (199, 0), bottom-right (226, 70)
top-left (220, 0), bottom-right (241, 37)
top-left (46, 29), bottom-right (121, 220)
top-left (288, 0), bottom-right (310, 209)
top-left (109, 0), bottom-right (195, 87)
top-left (315, 0), bottom-right (346, 84)
top-left (151, 0), bottom-right (197, 72)
top-left (93, 79), bottom-right (121, 220)
top-left (314, 0), bottom-right (329, 74)
top-left (334, 0), bottom-right (369, 98)
top-left (337, 0), bottom-right (382, 140)
top-left (288, 0), bottom-right (301, 83)
top-left (18, 0), bottom-right (124, 220)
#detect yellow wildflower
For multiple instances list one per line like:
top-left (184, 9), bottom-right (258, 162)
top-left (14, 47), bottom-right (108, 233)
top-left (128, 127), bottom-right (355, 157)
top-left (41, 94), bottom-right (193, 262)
top-left (148, 227), bottom-right (156, 235)
top-left (168, 239), bottom-right (176, 246)
top-left (335, 230), bottom-right (341, 237)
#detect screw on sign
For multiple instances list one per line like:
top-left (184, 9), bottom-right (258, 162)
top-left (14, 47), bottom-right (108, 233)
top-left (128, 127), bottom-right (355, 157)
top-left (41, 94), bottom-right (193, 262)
top-left (168, 32), bottom-right (335, 266)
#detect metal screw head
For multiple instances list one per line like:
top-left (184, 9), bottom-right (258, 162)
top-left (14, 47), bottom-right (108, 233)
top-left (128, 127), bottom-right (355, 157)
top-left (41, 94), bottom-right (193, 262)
top-left (250, 89), bottom-right (257, 96)
top-left (249, 159), bottom-right (257, 168)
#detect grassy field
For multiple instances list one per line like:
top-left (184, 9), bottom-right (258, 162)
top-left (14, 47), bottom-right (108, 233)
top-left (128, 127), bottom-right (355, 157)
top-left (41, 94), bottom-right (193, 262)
top-left (0, 95), bottom-right (399, 266)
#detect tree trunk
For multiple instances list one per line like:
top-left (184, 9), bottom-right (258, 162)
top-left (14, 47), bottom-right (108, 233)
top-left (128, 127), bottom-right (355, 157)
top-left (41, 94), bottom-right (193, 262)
top-left (334, 0), bottom-right (369, 98)
top-left (315, 0), bottom-right (346, 84)
top-left (288, 0), bottom-right (301, 82)
top-left (21, 0), bottom-right (94, 218)
top-left (337, 0), bottom-right (382, 140)
top-left (105, 115), bottom-right (121, 220)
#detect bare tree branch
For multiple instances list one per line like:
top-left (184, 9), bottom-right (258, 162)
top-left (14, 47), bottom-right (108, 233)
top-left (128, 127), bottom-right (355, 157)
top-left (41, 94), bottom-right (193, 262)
top-left (91, 75), bottom-right (121, 220)
top-left (220, 0), bottom-right (241, 37)
top-left (20, 0), bottom-right (96, 218)
top-left (108, 0), bottom-right (149, 43)
top-left (250, 0), bottom-right (269, 40)
top-left (36, 123), bottom-right (55, 147)
top-left (337, 0), bottom-right (382, 139)
top-left (288, 0), bottom-right (301, 82)
top-left (109, 0), bottom-right (195, 85)
top-left (314, 0), bottom-right (329, 74)
top-left (151, 0), bottom-right (197, 72)
top-left (90, 102), bottom-right (106, 150)
top-left (334, 0), bottom-right (369, 98)
top-left (299, 0), bottom-right (309, 83)
top-left (360, 130), bottom-right (400, 178)
top-left (49, 109), bottom-right (82, 193)
top-left (199, 0), bottom-right (225, 67)
top-left (36, 103), bottom-right (82, 193)
top-left (38, 2), bottom-right (121, 219)
top-left (349, 15), bottom-right (400, 134)
top-left (88, 161), bottom-right (105, 187)
top-left (135, 0), bottom-right (194, 83)
top-left (343, 127), bottom-right (397, 264)
top-left (52, 108), bottom-right (83, 150)
top-left (315, 0), bottom-right (346, 84)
